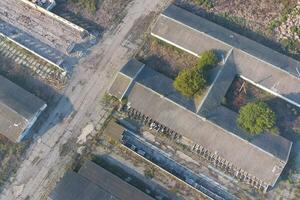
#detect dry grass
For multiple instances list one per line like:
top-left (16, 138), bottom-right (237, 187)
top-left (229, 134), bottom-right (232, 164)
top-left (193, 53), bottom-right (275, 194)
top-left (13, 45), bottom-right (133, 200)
top-left (137, 37), bottom-right (198, 79)
top-left (59, 0), bottom-right (132, 28)
top-left (0, 136), bottom-right (28, 189)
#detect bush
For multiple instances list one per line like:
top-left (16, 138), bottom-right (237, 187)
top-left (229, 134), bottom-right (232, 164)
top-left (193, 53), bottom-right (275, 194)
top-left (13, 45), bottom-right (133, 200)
top-left (69, 0), bottom-right (98, 12)
top-left (173, 50), bottom-right (218, 97)
top-left (173, 68), bottom-right (206, 97)
top-left (196, 50), bottom-right (218, 71)
top-left (144, 167), bottom-right (155, 179)
top-left (237, 101), bottom-right (276, 134)
top-left (194, 0), bottom-right (214, 9)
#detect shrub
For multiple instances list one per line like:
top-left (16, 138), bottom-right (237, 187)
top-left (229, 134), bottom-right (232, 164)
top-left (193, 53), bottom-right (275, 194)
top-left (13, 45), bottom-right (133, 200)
top-left (237, 101), bottom-right (276, 134)
top-left (194, 0), bottom-right (214, 9)
top-left (173, 68), bottom-right (206, 97)
top-left (173, 50), bottom-right (218, 97)
top-left (69, 0), bottom-right (97, 12)
top-left (196, 50), bottom-right (218, 71)
top-left (144, 167), bottom-right (155, 179)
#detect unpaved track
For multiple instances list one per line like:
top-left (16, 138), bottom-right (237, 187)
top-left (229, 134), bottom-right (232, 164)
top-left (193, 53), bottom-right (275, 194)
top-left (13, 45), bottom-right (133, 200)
top-left (0, 0), bottom-right (170, 199)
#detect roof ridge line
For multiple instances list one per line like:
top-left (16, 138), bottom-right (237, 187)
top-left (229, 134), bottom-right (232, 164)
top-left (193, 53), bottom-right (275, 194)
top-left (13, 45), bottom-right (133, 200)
top-left (161, 8), bottom-right (300, 80)
top-left (134, 79), bottom-right (286, 162)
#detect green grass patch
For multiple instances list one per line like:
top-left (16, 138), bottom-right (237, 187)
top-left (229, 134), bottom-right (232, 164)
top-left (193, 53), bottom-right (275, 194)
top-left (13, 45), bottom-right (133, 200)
top-left (68, 0), bottom-right (98, 13)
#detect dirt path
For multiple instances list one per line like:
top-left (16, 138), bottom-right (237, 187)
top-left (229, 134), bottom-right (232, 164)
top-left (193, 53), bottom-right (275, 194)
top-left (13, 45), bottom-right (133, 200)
top-left (0, 0), bottom-right (170, 199)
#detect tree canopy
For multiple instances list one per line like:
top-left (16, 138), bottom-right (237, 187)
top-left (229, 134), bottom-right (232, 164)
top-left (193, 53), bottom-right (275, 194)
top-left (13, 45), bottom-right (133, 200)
top-left (237, 101), bottom-right (276, 134)
top-left (196, 50), bottom-right (218, 71)
top-left (173, 68), bottom-right (206, 97)
top-left (173, 50), bottom-right (218, 97)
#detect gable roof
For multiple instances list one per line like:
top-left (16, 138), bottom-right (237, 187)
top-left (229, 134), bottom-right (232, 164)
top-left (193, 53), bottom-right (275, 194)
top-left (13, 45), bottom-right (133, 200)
top-left (78, 161), bottom-right (154, 200)
top-left (0, 75), bottom-right (46, 142)
top-left (123, 65), bottom-right (291, 186)
top-left (50, 171), bottom-right (117, 200)
top-left (50, 161), bottom-right (154, 200)
top-left (156, 5), bottom-right (300, 77)
top-left (108, 59), bottom-right (144, 100)
top-left (151, 5), bottom-right (300, 108)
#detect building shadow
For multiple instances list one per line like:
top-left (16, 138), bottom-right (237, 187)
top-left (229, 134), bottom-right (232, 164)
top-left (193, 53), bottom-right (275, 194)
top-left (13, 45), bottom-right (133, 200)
top-left (139, 54), bottom-right (178, 79)
top-left (0, 69), bottom-right (74, 141)
top-left (92, 155), bottom-right (183, 200)
top-left (51, 4), bottom-right (104, 74)
top-left (263, 94), bottom-right (300, 185)
top-left (52, 3), bottom-right (103, 36)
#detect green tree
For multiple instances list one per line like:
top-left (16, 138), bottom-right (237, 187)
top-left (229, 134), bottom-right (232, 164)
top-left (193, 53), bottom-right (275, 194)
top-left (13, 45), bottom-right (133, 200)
top-left (173, 68), bottom-right (206, 97)
top-left (196, 50), bottom-right (218, 71)
top-left (237, 101), bottom-right (276, 134)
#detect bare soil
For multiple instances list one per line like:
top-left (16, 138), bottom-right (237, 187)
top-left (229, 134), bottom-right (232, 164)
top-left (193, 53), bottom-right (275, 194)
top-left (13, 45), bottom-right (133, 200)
top-left (55, 0), bottom-right (132, 29)
top-left (223, 77), bottom-right (273, 112)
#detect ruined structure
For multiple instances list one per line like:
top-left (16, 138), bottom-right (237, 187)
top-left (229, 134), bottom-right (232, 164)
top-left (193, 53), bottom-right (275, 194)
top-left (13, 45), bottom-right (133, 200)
top-left (51, 161), bottom-right (154, 200)
top-left (0, 75), bottom-right (46, 142)
top-left (108, 4), bottom-right (300, 192)
top-left (108, 59), bottom-right (292, 192)
top-left (0, 0), bottom-right (88, 70)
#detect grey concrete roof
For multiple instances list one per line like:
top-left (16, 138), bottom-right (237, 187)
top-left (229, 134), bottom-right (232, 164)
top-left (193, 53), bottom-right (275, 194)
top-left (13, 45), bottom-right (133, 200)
top-left (151, 5), bottom-right (300, 107)
top-left (232, 49), bottom-right (300, 107)
top-left (0, 75), bottom-right (46, 142)
top-left (50, 161), bottom-right (154, 200)
top-left (108, 73), bottom-right (132, 100)
top-left (135, 66), bottom-right (198, 112)
top-left (50, 171), bottom-right (117, 200)
top-left (120, 59), bottom-right (145, 78)
top-left (208, 106), bottom-right (291, 161)
top-left (108, 59), bottom-right (145, 100)
top-left (79, 161), bottom-right (154, 200)
top-left (198, 51), bottom-right (236, 117)
top-left (126, 76), bottom-right (288, 185)
top-left (158, 5), bottom-right (300, 77)
top-left (102, 120), bottom-right (125, 141)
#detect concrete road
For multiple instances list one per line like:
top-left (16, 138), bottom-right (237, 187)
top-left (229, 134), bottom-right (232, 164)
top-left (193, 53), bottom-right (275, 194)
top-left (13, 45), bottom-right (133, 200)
top-left (0, 0), bottom-right (170, 199)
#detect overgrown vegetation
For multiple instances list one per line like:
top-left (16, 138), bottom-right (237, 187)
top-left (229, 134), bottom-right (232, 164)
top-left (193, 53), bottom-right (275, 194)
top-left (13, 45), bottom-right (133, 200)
top-left (0, 137), bottom-right (28, 188)
top-left (193, 0), bottom-right (214, 9)
top-left (68, 0), bottom-right (98, 12)
top-left (173, 68), bottom-right (207, 97)
top-left (101, 92), bottom-right (119, 107)
top-left (173, 50), bottom-right (218, 97)
top-left (196, 50), bottom-right (219, 71)
top-left (268, 0), bottom-right (296, 31)
top-left (144, 167), bottom-right (155, 179)
top-left (237, 101), bottom-right (276, 134)
top-left (281, 38), bottom-right (299, 54)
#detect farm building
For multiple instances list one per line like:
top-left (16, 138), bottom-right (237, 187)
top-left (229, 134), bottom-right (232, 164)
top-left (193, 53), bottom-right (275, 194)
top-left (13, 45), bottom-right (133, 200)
top-left (0, 75), bottom-right (46, 142)
top-left (50, 161), bottom-right (154, 200)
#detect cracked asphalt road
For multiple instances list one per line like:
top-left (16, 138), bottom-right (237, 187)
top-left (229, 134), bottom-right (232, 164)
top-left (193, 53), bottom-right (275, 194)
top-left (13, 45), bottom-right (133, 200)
top-left (0, 0), bottom-right (170, 199)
